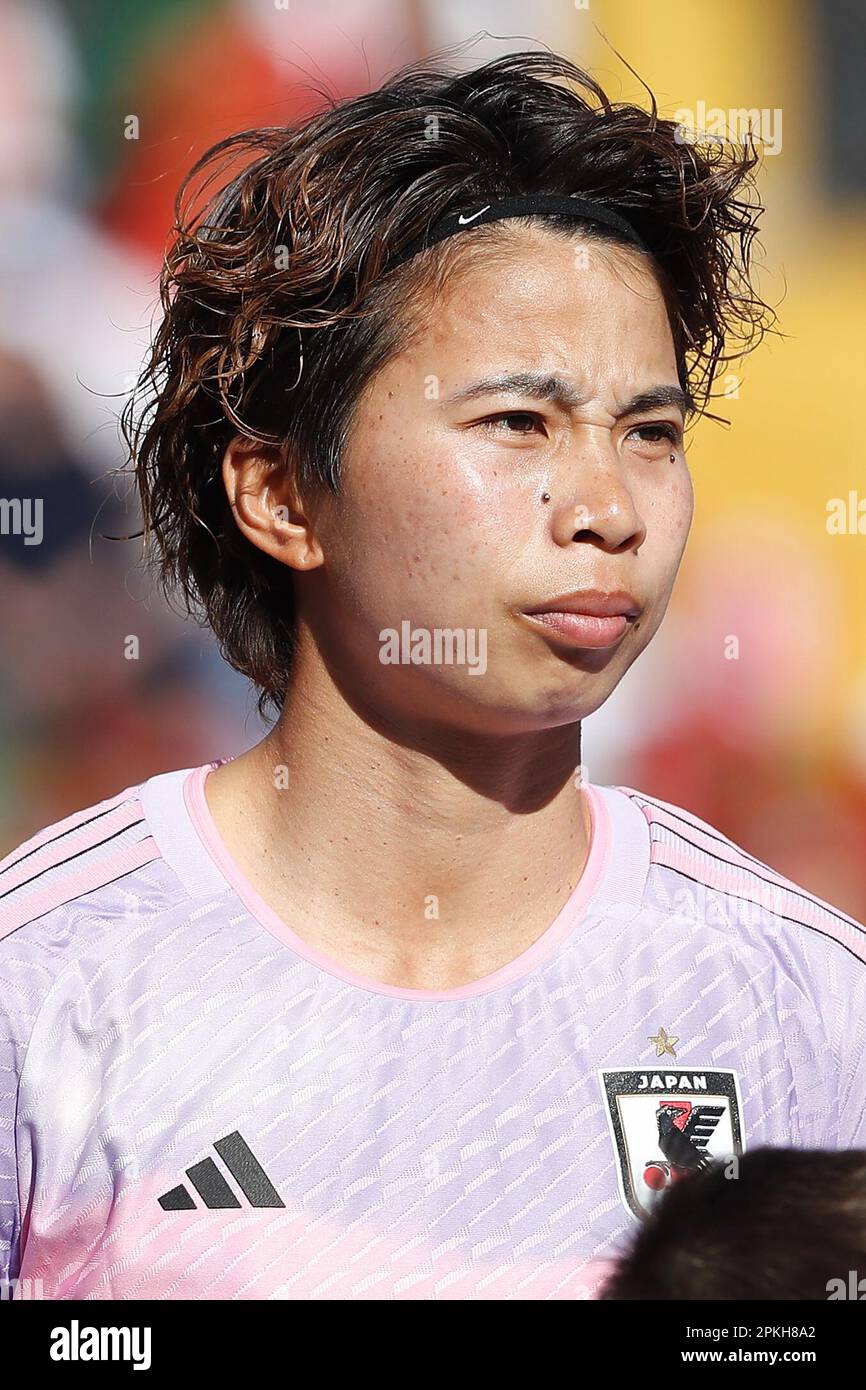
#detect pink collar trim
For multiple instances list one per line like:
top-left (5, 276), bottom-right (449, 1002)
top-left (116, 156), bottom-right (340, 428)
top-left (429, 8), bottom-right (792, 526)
top-left (182, 762), bottom-right (612, 1003)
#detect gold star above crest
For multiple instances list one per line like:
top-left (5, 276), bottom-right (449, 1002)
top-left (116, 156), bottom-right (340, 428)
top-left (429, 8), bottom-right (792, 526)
top-left (648, 1026), bottom-right (679, 1058)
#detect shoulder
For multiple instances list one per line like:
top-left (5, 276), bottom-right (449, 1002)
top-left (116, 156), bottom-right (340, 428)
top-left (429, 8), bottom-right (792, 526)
top-left (0, 765), bottom-right (216, 1001)
top-left (0, 779), bottom-right (160, 947)
top-left (0, 766), bottom-right (222, 1090)
top-left (615, 783), bottom-right (866, 976)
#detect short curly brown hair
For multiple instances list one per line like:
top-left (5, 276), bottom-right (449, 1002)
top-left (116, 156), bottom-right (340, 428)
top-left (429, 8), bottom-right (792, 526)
top-left (122, 49), bottom-right (773, 716)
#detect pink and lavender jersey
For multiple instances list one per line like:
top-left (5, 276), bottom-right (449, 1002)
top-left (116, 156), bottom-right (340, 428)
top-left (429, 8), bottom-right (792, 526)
top-left (2, 761), bottom-right (865, 1300)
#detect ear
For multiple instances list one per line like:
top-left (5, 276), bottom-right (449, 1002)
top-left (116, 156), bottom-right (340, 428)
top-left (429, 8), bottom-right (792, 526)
top-left (221, 435), bottom-right (324, 572)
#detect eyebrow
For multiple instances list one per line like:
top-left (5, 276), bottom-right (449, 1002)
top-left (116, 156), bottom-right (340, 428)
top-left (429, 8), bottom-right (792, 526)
top-left (441, 371), bottom-right (696, 419)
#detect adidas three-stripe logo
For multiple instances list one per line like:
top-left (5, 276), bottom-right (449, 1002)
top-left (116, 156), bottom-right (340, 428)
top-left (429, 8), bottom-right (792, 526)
top-left (158, 1131), bottom-right (285, 1211)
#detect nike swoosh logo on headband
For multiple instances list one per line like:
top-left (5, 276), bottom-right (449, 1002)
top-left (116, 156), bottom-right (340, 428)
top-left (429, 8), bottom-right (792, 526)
top-left (457, 206), bottom-right (491, 224)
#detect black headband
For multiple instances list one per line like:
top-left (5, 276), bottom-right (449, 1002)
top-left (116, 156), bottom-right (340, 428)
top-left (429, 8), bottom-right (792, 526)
top-left (382, 193), bottom-right (648, 274)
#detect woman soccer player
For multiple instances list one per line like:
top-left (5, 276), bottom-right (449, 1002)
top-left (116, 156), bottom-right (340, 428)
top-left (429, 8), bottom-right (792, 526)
top-left (2, 51), bottom-right (864, 1300)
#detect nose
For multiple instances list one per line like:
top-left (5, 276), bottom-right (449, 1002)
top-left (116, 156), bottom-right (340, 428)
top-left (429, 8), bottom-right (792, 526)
top-left (550, 442), bottom-right (647, 553)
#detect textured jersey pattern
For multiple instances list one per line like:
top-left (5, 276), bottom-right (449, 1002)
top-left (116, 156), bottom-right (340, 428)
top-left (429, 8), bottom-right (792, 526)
top-left (1, 765), bottom-right (865, 1300)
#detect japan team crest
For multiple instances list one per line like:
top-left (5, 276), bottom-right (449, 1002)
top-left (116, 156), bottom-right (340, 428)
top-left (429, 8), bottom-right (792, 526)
top-left (599, 1068), bottom-right (745, 1219)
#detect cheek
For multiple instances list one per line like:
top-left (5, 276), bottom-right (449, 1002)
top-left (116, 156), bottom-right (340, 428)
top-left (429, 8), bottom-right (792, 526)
top-left (672, 469), bottom-right (695, 543)
top-left (645, 466), bottom-right (694, 552)
top-left (346, 447), bottom-right (522, 600)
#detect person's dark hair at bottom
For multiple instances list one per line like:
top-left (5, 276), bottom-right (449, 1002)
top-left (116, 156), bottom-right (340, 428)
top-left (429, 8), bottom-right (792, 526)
top-left (602, 1147), bottom-right (866, 1300)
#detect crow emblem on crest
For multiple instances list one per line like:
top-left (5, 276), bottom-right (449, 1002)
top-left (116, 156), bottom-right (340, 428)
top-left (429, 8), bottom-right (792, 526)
top-left (656, 1101), bottom-right (725, 1171)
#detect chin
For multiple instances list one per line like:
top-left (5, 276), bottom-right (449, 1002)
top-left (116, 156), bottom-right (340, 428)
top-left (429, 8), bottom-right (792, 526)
top-left (522, 669), bottom-right (626, 726)
top-left (468, 687), bottom-right (610, 734)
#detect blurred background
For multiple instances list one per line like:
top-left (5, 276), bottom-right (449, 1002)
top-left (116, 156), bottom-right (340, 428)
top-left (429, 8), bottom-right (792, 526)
top-left (0, 0), bottom-right (864, 917)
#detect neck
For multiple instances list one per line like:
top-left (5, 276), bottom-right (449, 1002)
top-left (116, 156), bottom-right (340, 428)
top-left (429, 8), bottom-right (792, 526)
top-left (205, 659), bottom-right (593, 990)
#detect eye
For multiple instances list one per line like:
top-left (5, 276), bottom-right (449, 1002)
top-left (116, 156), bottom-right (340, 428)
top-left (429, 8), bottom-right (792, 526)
top-left (625, 421), bottom-right (683, 449)
top-left (476, 411), bottom-right (546, 437)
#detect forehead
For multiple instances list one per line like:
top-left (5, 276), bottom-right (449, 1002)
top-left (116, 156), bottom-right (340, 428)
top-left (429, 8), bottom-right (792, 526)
top-left (407, 226), bottom-right (677, 383)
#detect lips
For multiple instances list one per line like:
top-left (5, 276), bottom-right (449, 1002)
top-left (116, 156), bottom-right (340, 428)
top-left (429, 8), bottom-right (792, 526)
top-left (522, 589), bottom-right (642, 620)
top-left (519, 589), bottom-right (642, 650)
